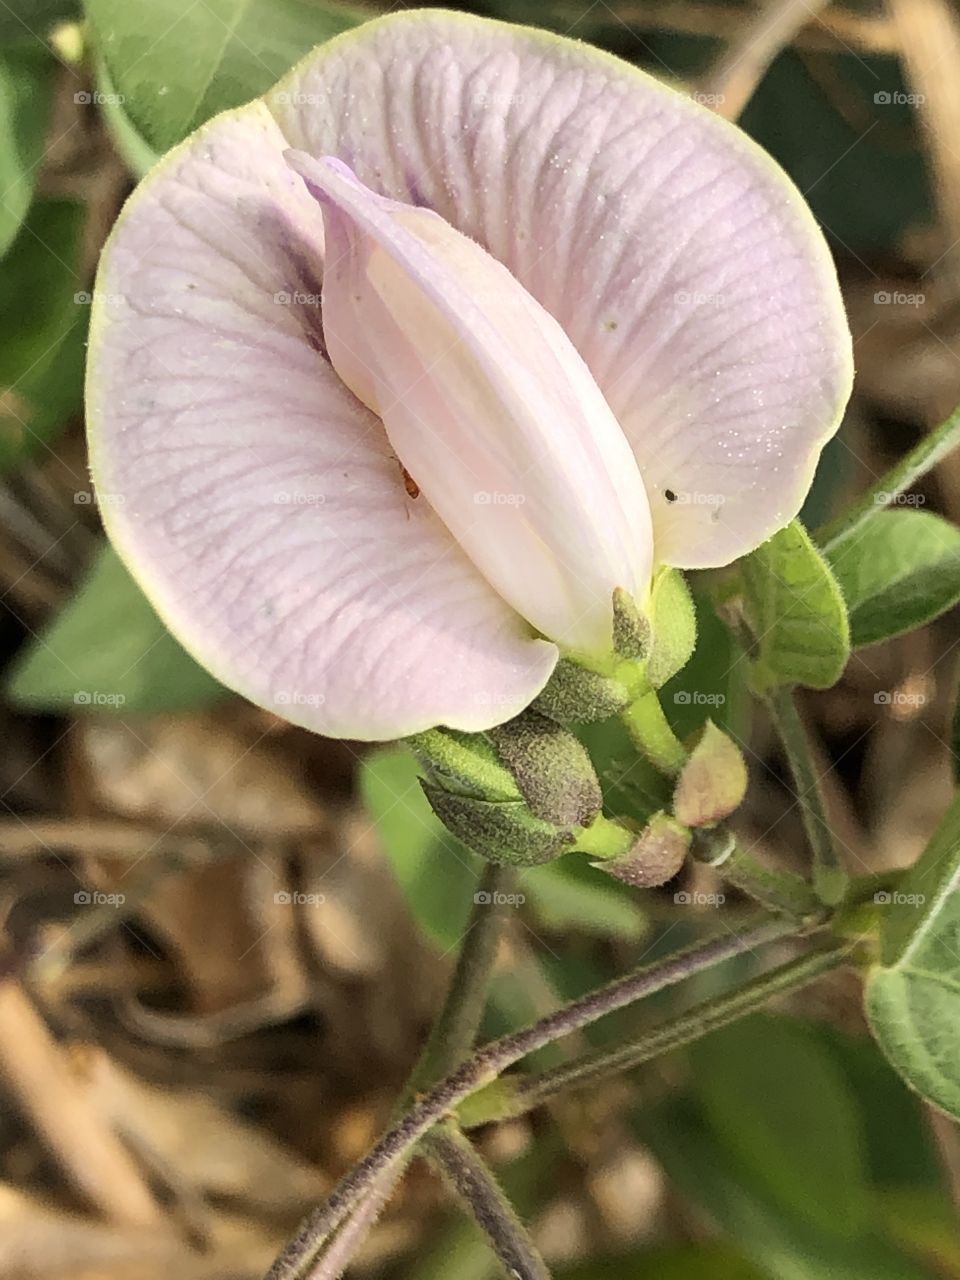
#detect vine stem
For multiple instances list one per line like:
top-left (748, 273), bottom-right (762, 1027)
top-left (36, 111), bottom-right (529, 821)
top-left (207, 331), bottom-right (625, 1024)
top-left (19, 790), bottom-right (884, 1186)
top-left (766, 686), bottom-right (847, 905)
top-left (422, 1121), bottom-right (550, 1280)
top-left (458, 944), bottom-right (846, 1128)
top-left (817, 399), bottom-right (960, 551)
top-left (264, 913), bottom-right (798, 1280)
top-left (302, 861), bottom-right (516, 1279)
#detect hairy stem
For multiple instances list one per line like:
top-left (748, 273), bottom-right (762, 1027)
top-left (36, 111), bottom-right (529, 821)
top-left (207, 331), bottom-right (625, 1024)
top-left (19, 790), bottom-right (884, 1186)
top-left (818, 399), bottom-right (960, 551)
top-left (407, 862), bottom-right (515, 1094)
top-left (265, 914), bottom-right (798, 1279)
top-left (304, 862), bottom-right (514, 1279)
top-left (622, 688), bottom-right (688, 775)
top-left (693, 827), bottom-right (823, 918)
top-left (459, 944), bottom-right (846, 1128)
top-left (766, 686), bottom-right (847, 904)
top-left (422, 1121), bottom-right (551, 1280)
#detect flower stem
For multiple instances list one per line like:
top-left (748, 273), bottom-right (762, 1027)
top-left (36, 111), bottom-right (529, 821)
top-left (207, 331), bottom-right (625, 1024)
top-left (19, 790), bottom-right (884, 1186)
top-left (406, 862), bottom-right (515, 1095)
top-left (766, 686), bottom-right (847, 905)
top-left (693, 827), bottom-right (824, 919)
top-left (421, 1120), bottom-right (551, 1280)
top-left (458, 944), bottom-right (846, 1128)
top-left (303, 861), bottom-right (514, 1279)
top-left (264, 914), bottom-right (799, 1279)
top-left (817, 398), bottom-right (960, 551)
top-left (622, 688), bottom-right (687, 775)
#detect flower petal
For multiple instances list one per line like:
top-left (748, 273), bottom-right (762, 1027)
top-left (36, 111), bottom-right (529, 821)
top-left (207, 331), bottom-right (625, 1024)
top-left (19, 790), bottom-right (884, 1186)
top-left (286, 151), bottom-right (653, 657)
top-left (269, 10), bottom-right (852, 569)
top-left (86, 104), bottom-right (557, 740)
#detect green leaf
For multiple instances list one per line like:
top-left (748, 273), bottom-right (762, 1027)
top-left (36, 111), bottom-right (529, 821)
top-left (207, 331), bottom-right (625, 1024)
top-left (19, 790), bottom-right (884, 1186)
top-left (738, 519), bottom-right (850, 692)
top-left (643, 1100), bottom-right (930, 1280)
top-left (865, 790), bottom-right (960, 1121)
top-left (692, 1015), bottom-right (871, 1240)
top-left (0, 199), bottom-right (86, 471)
top-left (6, 543), bottom-right (227, 714)
top-left (0, 45), bottom-right (55, 256)
top-left (826, 508), bottom-right (960, 648)
top-left (84, 0), bottom-right (364, 154)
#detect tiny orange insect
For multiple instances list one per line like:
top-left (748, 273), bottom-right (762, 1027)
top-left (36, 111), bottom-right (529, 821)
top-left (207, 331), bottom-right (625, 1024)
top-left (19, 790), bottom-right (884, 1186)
top-left (401, 465), bottom-right (420, 500)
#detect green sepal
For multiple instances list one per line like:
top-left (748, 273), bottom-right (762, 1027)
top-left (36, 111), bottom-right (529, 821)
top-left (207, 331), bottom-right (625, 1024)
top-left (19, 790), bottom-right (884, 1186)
top-left (646, 568), bottom-right (697, 689)
top-left (596, 810), bottom-right (690, 888)
top-left (532, 657), bottom-right (632, 724)
top-left (673, 720), bottom-right (748, 828)
top-left (612, 586), bottom-right (651, 660)
top-left (420, 784), bottom-right (575, 867)
top-left (408, 727), bottom-right (520, 802)
top-left (488, 708), bottom-right (602, 827)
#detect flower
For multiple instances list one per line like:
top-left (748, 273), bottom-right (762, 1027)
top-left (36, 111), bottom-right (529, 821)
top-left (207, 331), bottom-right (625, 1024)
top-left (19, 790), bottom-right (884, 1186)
top-left (86, 10), bottom-right (852, 741)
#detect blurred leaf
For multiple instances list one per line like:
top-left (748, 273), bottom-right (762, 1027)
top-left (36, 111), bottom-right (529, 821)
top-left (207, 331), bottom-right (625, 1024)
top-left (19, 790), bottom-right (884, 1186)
top-left (84, 0), bottom-right (364, 154)
top-left (0, 199), bottom-right (86, 470)
top-left (662, 584), bottom-right (749, 742)
top-left (360, 747), bottom-right (479, 951)
top-left (816, 1026), bottom-right (940, 1191)
top-left (556, 1245), bottom-right (766, 1279)
top-left (738, 519), bottom-right (850, 692)
top-left (643, 1100), bottom-right (932, 1280)
top-left (6, 542), bottom-right (227, 714)
top-left (577, 717), bottom-right (672, 827)
top-left (878, 1188), bottom-right (960, 1272)
top-left (866, 791), bottom-right (960, 1122)
top-left (522, 856), bottom-right (647, 942)
top-left (692, 1015), bottom-right (870, 1239)
top-left (826, 510), bottom-right (960, 647)
top-left (361, 748), bottom-right (648, 950)
top-left (0, 44), bottom-right (55, 256)
top-left (0, 0), bottom-right (79, 41)
top-left (93, 54), bottom-right (158, 177)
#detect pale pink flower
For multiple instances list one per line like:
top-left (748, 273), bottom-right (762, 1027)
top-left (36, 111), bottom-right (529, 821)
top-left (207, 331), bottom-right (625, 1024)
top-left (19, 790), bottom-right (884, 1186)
top-left (86, 11), bottom-right (852, 740)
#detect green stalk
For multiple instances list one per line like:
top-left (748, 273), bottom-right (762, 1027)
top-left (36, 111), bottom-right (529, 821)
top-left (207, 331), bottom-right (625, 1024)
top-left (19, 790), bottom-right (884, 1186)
top-left (766, 685), bottom-right (847, 905)
top-left (459, 945), bottom-right (846, 1127)
top-left (818, 399), bottom-right (960, 551)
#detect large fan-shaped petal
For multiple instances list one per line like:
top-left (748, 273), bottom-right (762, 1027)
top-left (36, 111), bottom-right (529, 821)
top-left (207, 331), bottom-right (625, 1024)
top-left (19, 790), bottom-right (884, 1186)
top-left (86, 104), bottom-right (556, 740)
top-left (269, 10), bottom-right (852, 568)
